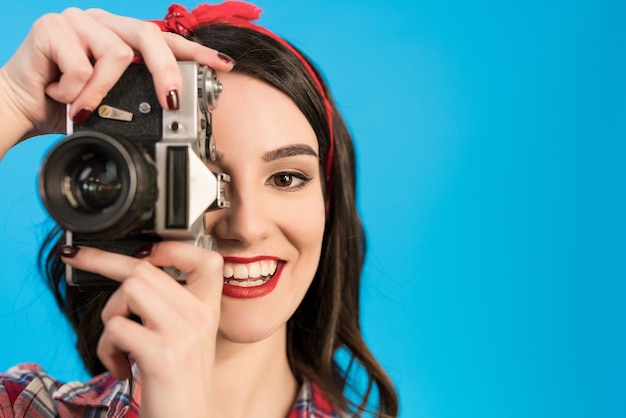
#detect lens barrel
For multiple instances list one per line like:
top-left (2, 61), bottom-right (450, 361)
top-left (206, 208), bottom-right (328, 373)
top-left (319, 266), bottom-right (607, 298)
top-left (39, 131), bottom-right (157, 239)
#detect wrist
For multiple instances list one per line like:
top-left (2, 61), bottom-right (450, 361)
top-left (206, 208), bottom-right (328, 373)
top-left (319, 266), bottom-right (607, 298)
top-left (0, 67), bottom-right (36, 155)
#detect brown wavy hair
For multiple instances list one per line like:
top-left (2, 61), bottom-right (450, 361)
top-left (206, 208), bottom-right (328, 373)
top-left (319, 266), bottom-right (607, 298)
top-left (41, 25), bottom-right (398, 417)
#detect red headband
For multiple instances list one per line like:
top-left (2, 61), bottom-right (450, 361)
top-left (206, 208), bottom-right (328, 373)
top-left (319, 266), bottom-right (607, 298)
top-left (151, 2), bottom-right (335, 196)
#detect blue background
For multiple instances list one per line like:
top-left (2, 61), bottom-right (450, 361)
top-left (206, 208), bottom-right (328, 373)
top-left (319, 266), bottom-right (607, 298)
top-left (1, 1), bottom-right (625, 417)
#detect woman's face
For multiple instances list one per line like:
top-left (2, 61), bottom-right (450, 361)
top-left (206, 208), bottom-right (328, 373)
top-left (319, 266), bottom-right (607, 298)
top-left (205, 73), bottom-right (326, 344)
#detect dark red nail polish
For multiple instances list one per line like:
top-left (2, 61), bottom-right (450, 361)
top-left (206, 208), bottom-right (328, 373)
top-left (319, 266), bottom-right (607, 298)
top-left (217, 53), bottom-right (236, 66)
top-left (166, 90), bottom-right (179, 110)
top-left (72, 108), bottom-right (92, 125)
top-left (134, 245), bottom-right (154, 259)
top-left (60, 245), bottom-right (80, 258)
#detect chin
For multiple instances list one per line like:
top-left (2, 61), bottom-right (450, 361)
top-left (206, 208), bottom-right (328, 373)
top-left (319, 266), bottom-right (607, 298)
top-left (217, 312), bottom-right (287, 345)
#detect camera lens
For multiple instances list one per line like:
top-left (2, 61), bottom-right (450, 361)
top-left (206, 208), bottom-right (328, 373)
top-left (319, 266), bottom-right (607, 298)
top-left (72, 157), bottom-right (122, 211)
top-left (39, 131), bottom-right (157, 238)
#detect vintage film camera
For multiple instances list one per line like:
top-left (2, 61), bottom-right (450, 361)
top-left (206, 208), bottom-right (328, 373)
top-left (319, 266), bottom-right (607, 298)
top-left (39, 62), bottom-right (230, 290)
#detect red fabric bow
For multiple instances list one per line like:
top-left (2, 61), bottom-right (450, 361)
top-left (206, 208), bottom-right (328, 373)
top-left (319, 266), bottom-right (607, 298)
top-left (153, 2), bottom-right (262, 36)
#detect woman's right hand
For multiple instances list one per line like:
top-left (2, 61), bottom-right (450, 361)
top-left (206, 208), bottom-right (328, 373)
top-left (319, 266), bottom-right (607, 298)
top-left (61, 242), bottom-right (225, 418)
top-left (0, 7), bottom-right (234, 157)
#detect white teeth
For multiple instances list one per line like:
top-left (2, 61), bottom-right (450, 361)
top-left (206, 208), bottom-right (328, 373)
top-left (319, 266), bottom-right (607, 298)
top-left (260, 261), bottom-right (269, 276)
top-left (265, 260), bottom-right (278, 276)
top-left (224, 264), bottom-right (234, 279)
top-left (233, 264), bottom-right (248, 279)
top-left (248, 263), bottom-right (261, 278)
top-left (223, 259), bottom-right (278, 283)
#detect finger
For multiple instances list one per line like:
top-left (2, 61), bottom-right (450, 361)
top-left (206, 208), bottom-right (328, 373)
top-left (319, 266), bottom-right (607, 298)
top-left (162, 32), bottom-right (236, 71)
top-left (98, 315), bottom-right (154, 380)
top-left (86, 9), bottom-right (236, 72)
top-left (85, 9), bottom-right (183, 111)
top-left (54, 8), bottom-right (135, 118)
top-left (101, 274), bottom-right (186, 330)
top-left (29, 12), bottom-right (95, 104)
top-left (142, 241), bottom-right (224, 300)
top-left (61, 245), bottom-right (161, 284)
top-left (61, 244), bottom-right (223, 312)
top-left (101, 274), bottom-right (217, 346)
top-left (61, 245), bottom-right (210, 318)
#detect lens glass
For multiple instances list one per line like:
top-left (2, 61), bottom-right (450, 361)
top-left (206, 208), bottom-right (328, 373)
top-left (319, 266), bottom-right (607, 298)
top-left (71, 156), bottom-right (123, 211)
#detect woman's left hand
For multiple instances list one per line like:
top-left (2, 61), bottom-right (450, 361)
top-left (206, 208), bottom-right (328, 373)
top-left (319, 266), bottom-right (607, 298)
top-left (61, 242), bottom-right (224, 418)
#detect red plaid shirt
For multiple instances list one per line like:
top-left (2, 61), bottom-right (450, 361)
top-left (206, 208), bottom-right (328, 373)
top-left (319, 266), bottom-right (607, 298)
top-left (0, 363), bottom-right (342, 417)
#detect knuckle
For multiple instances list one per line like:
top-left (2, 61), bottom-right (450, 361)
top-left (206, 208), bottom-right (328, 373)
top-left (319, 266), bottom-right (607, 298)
top-left (109, 45), bottom-right (135, 64)
top-left (60, 7), bottom-right (84, 18)
top-left (107, 315), bottom-right (126, 332)
top-left (119, 274), bottom-right (146, 295)
top-left (70, 63), bottom-right (94, 83)
top-left (206, 250), bottom-right (224, 266)
top-left (32, 13), bottom-right (64, 34)
top-left (84, 8), bottom-right (106, 17)
top-left (96, 322), bottom-right (110, 353)
top-left (96, 318), bottom-right (123, 357)
top-left (204, 251), bottom-right (224, 273)
top-left (141, 21), bottom-right (163, 37)
top-left (131, 22), bottom-right (163, 50)
top-left (85, 84), bottom-right (109, 102)
top-left (96, 336), bottom-right (106, 358)
top-left (128, 259), bottom-right (153, 278)
top-left (100, 302), bottom-right (111, 323)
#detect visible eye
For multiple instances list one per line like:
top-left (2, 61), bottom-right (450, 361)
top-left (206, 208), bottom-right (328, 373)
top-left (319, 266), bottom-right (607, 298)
top-left (268, 172), bottom-right (311, 191)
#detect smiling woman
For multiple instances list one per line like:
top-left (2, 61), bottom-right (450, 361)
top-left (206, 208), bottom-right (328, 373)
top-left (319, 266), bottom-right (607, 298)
top-left (0, 2), bottom-right (398, 417)
top-left (206, 72), bottom-right (325, 341)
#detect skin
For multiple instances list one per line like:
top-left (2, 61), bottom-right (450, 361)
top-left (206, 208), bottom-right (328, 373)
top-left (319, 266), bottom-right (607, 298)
top-left (0, 7), bottom-right (326, 418)
top-left (208, 73), bottom-right (325, 345)
top-left (208, 72), bottom-right (326, 416)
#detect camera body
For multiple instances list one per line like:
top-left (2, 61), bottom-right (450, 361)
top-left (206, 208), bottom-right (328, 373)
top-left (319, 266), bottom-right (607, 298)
top-left (39, 62), bottom-right (229, 290)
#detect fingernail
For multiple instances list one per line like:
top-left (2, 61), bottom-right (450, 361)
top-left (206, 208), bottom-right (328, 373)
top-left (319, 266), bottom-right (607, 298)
top-left (60, 245), bottom-right (80, 258)
top-left (217, 52), bottom-right (236, 66)
top-left (134, 244), bottom-right (154, 259)
top-left (72, 108), bottom-right (92, 125)
top-left (166, 90), bottom-right (180, 111)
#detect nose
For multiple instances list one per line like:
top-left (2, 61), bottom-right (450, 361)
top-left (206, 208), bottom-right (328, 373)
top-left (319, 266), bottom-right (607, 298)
top-left (207, 180), bottom-right (272, 248)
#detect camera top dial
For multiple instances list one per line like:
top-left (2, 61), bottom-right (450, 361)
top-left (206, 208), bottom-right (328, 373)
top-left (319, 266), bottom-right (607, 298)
top-left (198, 66), bottom-right (223, 112)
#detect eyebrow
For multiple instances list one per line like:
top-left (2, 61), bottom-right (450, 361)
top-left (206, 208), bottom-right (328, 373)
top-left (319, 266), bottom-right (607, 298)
top-left (212, 144), bottom-right (318, 164)
top-left (263, 144), bottom-right (319, 162)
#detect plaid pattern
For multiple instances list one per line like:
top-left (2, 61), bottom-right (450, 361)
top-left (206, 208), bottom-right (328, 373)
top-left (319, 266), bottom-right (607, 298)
top-left (289, 377), bottom-right (345, 418)
top-left (0, 363), bottom-right (342, 417)
top-left (0, 363), bottom-right (137, 418)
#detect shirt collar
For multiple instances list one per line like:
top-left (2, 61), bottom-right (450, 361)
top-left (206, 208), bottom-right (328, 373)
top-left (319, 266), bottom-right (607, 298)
top-left (52, 361), bottom-right (139, 413)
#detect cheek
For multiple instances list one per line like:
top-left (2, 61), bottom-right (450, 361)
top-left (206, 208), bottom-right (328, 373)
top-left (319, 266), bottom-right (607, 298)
top-left (281, 209), bottom-right (325, 302)
top-left (284, 191), bottom-right (325, 239)
top-left (291, 212), bottom-right (325, 254)
top-left (275, 188), bottom-right (325, 254)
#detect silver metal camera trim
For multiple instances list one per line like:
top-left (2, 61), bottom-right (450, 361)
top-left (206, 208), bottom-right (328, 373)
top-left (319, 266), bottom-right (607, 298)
top-left (153, 144), bottom-right (230, 240)
top-left (155, 62), bottom-right (230, 242)
top-left (65, 230), bottom-right (76, 285)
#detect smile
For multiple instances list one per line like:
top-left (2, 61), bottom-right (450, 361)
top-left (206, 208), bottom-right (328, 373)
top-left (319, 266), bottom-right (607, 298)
top-left (223, 259), bottom-right (278, 287)
top-left (221, 256), bottom-right (284, 298)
